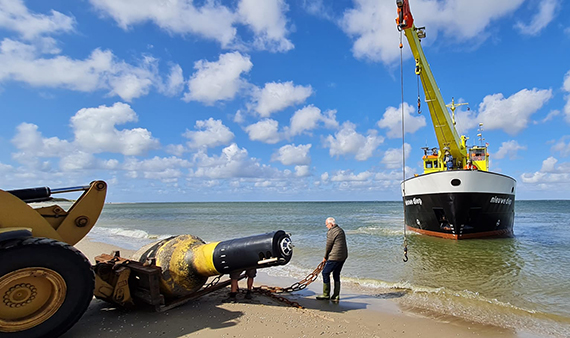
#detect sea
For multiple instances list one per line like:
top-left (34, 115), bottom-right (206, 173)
top-left (78, 200), bottom-right (569, 337)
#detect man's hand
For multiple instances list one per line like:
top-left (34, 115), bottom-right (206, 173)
top-left (322, 258), bottom-right (327, 263)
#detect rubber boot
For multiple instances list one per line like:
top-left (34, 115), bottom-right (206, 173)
top-left (316, 283), bottom-right (330, 300)
top-left (331, 281), bottom-right (341, 302)
top-left (222, 292), bottom-right (237, 303)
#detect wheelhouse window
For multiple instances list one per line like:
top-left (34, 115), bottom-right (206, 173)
top-left (470, 148), bottom-right (486, 161)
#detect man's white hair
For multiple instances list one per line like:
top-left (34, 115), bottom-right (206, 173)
top-left (326, 217), bottom-right (336, 225)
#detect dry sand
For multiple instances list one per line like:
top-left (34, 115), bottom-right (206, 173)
top-left (62, 238), bottom-right (527, 338)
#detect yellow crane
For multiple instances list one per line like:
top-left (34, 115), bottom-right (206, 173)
top-left (396, 0), bottom-right (489, 173)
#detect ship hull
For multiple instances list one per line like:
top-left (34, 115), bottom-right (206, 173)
top-left (401, 170), bottom-right (516, 239)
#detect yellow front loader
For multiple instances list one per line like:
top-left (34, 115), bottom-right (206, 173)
top-left (0, 180), bottom-right (107, 338)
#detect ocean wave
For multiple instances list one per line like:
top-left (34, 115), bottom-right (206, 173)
top-left (392, 283), bottom-right (570, 337)
top-left (265, 264), bottom-right (570, 337)
top-left (88, 226), bottom-right (173, 250)
top-left (264, 263), bottom-right (320, 281)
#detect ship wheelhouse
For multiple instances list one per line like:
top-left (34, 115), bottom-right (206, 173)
top-left (468, 146), bottom-right (489, 171)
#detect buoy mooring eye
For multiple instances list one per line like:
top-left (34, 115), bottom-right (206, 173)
top-left (280, 237), bottom-right (293, 256)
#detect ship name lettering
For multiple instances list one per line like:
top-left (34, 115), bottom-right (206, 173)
top-left (490, 196), bottom-right (512, 205)
top-left (405, 198), bottom-right (423, 206)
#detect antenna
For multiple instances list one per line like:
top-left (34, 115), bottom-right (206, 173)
top-left (477, 123), bottom-right (485, 146)
top-left (446, 97), bottom-right (469, 127)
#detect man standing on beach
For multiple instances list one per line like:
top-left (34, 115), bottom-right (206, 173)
top-left (317, 217), bottom-right (348, 302)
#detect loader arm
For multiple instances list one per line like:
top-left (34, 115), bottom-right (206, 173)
top-left (0, 180), bottom-right (107, 246)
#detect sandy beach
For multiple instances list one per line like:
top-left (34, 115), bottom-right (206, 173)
top-left (63, 238), bottom-right (531, 338)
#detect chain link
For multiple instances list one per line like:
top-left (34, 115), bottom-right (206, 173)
top-left (202, 274), bottom-right (222, 290)
top-left (246, 261), bottom-right (326, 309)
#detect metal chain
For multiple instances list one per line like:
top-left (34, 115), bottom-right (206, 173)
top-left (202, 275), bottom-right (222, 290)
top-left (245, 261), bottom-right (326, 309)
top-left (256, 260), bottom-right (325, 293)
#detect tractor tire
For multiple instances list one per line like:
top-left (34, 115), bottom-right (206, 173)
top-left (0, 237), bottom-right (94, 338)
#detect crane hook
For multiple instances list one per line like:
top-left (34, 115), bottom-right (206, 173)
top-left (417, 96), bottom-right (421, 114)
top-left (403, 245), bottom-right (408, 262)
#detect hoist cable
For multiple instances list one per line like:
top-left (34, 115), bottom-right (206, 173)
top-left (399, 30), bottom-right (409, 263)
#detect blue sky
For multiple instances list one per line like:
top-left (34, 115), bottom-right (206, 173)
top-left (1, 0), bottom-right (569, 202)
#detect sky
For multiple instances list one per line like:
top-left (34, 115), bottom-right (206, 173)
top-left (0, 0), bottom-right (569, 203)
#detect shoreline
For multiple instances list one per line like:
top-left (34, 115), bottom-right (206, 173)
top-left (62, 237), bottom-right (529, 338)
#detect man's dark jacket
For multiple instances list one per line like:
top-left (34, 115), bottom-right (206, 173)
top-left (324, 225), bottom-right (348, 261)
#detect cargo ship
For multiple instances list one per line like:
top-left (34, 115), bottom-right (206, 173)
top-left (396, 0), bottom-right (516, 239)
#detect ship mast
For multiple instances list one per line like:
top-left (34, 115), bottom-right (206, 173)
top-left (396, 0), bottom-right (468, 163)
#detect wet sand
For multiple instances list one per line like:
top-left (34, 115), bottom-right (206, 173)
top-left (62, 238), bottom-right (527, 338)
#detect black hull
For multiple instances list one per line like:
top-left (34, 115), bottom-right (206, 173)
top-left (402, 171), bottom-right (516, 239)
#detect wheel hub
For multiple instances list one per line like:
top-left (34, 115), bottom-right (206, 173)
top-left (3, 283), bottom-right (38, 307)
top-left (0, 268), bottom-right (67, 332)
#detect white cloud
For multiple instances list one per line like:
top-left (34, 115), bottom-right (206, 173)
top-left (106, 56), bottom-right (158, 101)
top-left (541, 156), bottom-right (558, 172)
top-left (455, 89), bottom-right (552, 135)
top-left (10, 120), bottom-right (146, 172)
top-left (515, 0), bottom-right (559, 36)
top-left (89, 0), bottom-right (237, 48)
top-left (289, 105), bottom-right (322, 136)
top-left (0, 39), bottom-right (168, 101)
top-left (245, 119), bottom-right (282, 144)
top-left (183, 118), bottom-right (235, 149)
top-left (234, 110), bottom-right (246, 124)
top-left (183, 52), bottom-right (253, 105)
top-left (244, 105), bottom-right (338, 144)
top-left (494, 140), bottom-right (527, 160)
top-left (294, 165), bottom-right (310, 177)
top-left (191, 143), bottom-right (278, 179)
top-left (0, 0), bottom-right (76, 40)
top-left (534, 109), bottom-right (560, 124)
top-left (474, 89), bottom-right (553, 135)
top-left (323, 122), bottom-right (384, 161)
top-left (0, 1), bottom-right (187, 101)
top-left (237, 0), bottom-right (293, 52)
top-left (11, 123), bottom-right (74, 170)
top-left (288, 105), bottom-right (338, 137)
top-left (340, 0), bottom-right (400, 64)
top-left (70, 102), bottom-right (159, 156)
top-left (165, 144), bottom-right (186, 157)
top-left (11, 122), bottom-right (71, 159)
top-left (271, 144), bottom-right (312, 165)
top-left (59, 152), bottom-right (97, 171)
top-left (382, 143), bottom-right (412, 169)
top-left (340, 0), bottom-right (524, 64)
top-left (0, 40), bottom-right (108, 90)
top-left (123, 156), bottom-right (191, 182)
top-left (454, 105), bottom-right (479, 135)
top-left (162, 64), bottom-right (185, 97)
top-left (551, 137), bottom-right (570, 158)
top-left (251, 81), bottom-right (313, 117)
top-left (90, 0), bottom-right (294, 52)
top-left (377, 102), bottom-right (426, 138)
top-left (330, 170), bottom-right (373, 182)
top-left (302, 0), bottom-right (334, 20)
top-left (0, 162), bottom-right (13, 173)
top-left (521, 157), bottom-right (570, 188)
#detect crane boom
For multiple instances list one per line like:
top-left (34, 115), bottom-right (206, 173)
top-left (396, 0), bottom-right (467, 162)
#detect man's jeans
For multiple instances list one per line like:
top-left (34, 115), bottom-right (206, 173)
top-left (322, 260), bottom-right (345, 284)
